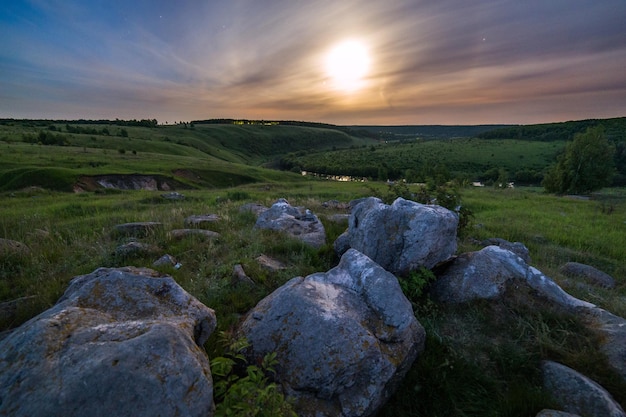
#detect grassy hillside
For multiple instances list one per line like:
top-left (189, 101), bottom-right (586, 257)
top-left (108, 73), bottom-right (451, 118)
top-left (0, 119), bottom-right (372, 192)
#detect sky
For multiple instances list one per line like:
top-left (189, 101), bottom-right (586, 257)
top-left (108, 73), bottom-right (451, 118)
top-left (1, 0), bottom-right (625, 125)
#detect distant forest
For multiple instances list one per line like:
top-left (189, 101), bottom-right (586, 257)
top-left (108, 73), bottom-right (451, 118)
top-left (477, 117), bottom-right (626, 142)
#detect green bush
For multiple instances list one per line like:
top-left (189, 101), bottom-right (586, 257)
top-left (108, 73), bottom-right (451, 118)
top-left (210, 334), bottom-right (297, 417)
top-left (399, 267), bottom-right (436, 302)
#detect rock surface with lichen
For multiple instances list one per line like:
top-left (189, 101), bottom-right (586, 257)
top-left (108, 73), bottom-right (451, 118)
top-left (0, 267), bottom-right (217, 417)
top-left (239, 249), bottom-right (424, 417)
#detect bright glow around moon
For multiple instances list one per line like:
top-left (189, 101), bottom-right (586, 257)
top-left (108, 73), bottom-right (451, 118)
top-left (325, 40), bottom-right (370, 92)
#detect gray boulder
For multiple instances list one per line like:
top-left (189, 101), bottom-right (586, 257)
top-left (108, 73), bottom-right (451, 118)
top-left (542, 360), bottom-right (626, 417)
top-left (254, 199), bottom-right (326, 248)
top-left (239, 249), bottom-right (424, 417)
top-left (559, 262), bottom-right (616, 289)
top-left (346, 197), bottom-right (458, 275)
top-left (481, 237), bottom-right (531, 263)
top-left (431, 246), bottom-right (595, 310)
top-left (0, 267), bottom-right (217, 417)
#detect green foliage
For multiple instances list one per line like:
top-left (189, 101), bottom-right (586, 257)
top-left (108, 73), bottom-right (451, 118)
top-left (543, 127), bottom-right (615, 194)
top-left (369, 181), bottom-right (475, 237)
top-left (399, 267), bottom-right (436, 302)
top-left (210, 333), bottom-right (297, 417)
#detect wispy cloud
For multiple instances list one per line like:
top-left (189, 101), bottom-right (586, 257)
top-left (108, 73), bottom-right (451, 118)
top-left (1, 0), bottom-right (625, 123)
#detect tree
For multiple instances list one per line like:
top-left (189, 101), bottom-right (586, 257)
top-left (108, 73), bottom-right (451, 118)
top-left (543, 127), bottom-right (615, 194)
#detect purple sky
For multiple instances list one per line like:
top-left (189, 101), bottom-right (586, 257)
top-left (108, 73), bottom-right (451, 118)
top-left (1, 0), bottom-right (625, 125)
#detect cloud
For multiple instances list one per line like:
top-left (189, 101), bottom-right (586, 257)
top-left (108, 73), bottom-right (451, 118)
top-left (1, 0), bottom-right (625, 123)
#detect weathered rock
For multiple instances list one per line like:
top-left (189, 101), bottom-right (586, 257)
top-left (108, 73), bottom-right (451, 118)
top-left (114, 240), bottom-right (160, 258)
top-left (582, 308), bottom-right (626, 383)
top-left (239, 202), bottom-right (268, 217)
top-left (559, 262), bottom-right (616, 289)
top-left (169, 228), bottom-right (220, 240)
top-left (239, 249), bottom-right (425, 417)
top-left (542, 360), bottom-right (626, 417)
top-left (430, 246), bottom-right (595, 310)
top-left (254, 199), bottom-right (326, 248)
top-left (0, 267), bottom-right (217, 417)
top-left (184, 214), bottom-right (221, 228)
top-left (0, 238), bottom-right (30, 255)
top-left (0, 295), bottom-right (37, 334)
top-left (333, 230), bottom-right (351, 257)
top-left (232, 264), bottom-right (255, 286)
top-left (256, 254), bottom-right (288, 272)
top-left (481, 237), bottom-right (531, 263)
top-left (153, 253), bottom-right (178, 267)
top-left (113, 221), bottom-right (163, 237)
top-left (346, 197), bottom-right (458, 274)
top-left (536, 410), bottom-right (581, 417)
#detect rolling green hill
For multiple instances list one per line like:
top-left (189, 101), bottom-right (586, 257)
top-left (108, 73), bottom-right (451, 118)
top-left (0, 119), bottom-right (373, 192)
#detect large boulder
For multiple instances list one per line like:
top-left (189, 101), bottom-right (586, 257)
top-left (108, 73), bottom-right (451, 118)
top-left (345, 197), bottom-right (458, 275)
top-left (0, 267), bottom-right (217, 417)
top-left (254, 198), bottom-right (326, 248)
top-left (239, 249), bottom-right (424, 417)
top-left (430, 246), bottom-right (595, 310)
top-left (582, 307), bottom-right (626, 383)
top-left (542, 361), bottom-right (626, 417)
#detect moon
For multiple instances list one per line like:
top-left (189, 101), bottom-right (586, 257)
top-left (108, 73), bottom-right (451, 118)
top-left (325, 40), bottom-right (370, 92)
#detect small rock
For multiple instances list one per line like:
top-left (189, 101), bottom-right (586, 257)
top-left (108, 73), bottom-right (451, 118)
top-left (239, 203), bottom-right (268, 217)
top-left (254, 199), bottom-right (326, 248)
top-left (232, 264), bottom-right (255, 286)
top-left (256, 254), bottom-right (288, 272)
top-left (153, 254), bottom-right (178, 267)
top-left (114, 222), bottom-right (163, 237)
top-left (115, 241), bottom-right (159, 258)
top-left (184, 214), bottom-right (220, 228)
top-left (169, 229), bottom-right (220, 240)
top-left (559, 262), bottom-right (616, 289)
top-left (0, 238), bottom-right (30, 255)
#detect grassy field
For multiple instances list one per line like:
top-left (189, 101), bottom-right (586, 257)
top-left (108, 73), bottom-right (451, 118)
top-left (1, 180), bottom-right (625, 416)
top-left (1, 119), bottom-right (625, 415)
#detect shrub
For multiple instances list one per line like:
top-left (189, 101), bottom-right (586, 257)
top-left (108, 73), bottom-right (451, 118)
top-left (210, 334), bottom-right (297, 417)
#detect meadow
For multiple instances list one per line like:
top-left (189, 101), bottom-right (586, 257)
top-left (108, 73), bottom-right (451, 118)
top-left (1, 119), bottom-right (625, 416)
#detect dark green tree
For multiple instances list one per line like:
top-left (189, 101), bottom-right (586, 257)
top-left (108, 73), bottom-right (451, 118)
top-left (543, 127), bottom-right (615, 194)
